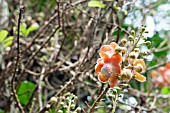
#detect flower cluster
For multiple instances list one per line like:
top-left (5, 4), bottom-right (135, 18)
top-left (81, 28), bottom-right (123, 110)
top-left (95, 26), bottom-right (149, 88)
top-left (95, 42), bottom-right (146, 88)
top-left (151, 63), bottom-right (170, 87)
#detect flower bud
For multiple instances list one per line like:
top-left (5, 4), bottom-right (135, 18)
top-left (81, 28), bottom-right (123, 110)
top-left (58, 110), bottom-right (63, 113)
top-left (145, 41), bottom-right (151, 46)
top-left (46, 104), bottom-right (51, 109)
top-left (63, 105), bottom-right (68, 109)
top-left (74, 96), bottom-right (78, 100)
top-left (131, 30), bottom-right (135, 36)
top-left (75, 107), bottom-right (81, 112)
top-left (120, 47), bottom-right (127, 54)
top-left (129, 52), bottom-right (137, 59)
top-left (67, 97), bottom-right (70, 101)
top-left (121, 39), bottom-right (127, 45)
top-left (108, 93), bottom-right (114, 98)
top-left (121, 69), bottom-right (132, 81)
top-left (71, 104), bottom-right (75, 109)
top-left (134, 65), bottom-right (142, 72)
top-left (60, 102), bottom-right (65, 106)
top-left (50, 97), bottom-right (57, 104)
top-left (128, 35), bottom-right (134, 41)
top-left (112, 89), bottom-right (117, 94)
top-left (134, 48), bottom-right (140, 53)
top-left (143, 37), bottom-right (147, 40)
top-left (115, 46), bottom-right (122, 53)
top-left (141, 51), bottom-right (148, 56)
top-left (65, 92), bottom-right (71, 96)
top-left (71, 100), bottom-right (74, 104)
top-left (141, 27), bottom-right (146, 32)
top-left (129, 54), bottom-right (136, 59)
top-left (121, 74), bottom-right (131, 81)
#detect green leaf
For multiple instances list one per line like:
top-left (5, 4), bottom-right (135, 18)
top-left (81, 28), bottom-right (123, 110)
top-left (17, 81), bottom-right (36, 105)
top-left (0, 30), bottom-right (8, 43)
top-left (123, 10), bottom-right (128, 15)
top-left (161, 86), bottom-right (170, 94)
top-left (26, 23), bottom-right (39, 36)
top-left (88, 1), bottom-right (106, 8)
top-left (3, 36), bottom-right (14, 47)
top-left (0, 109), bottom-right (4, 113)
top-left (19, 23), bottom-right (27, 36)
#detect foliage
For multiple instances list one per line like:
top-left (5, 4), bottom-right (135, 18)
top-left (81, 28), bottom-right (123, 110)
top-left (17, 81), bottom-right (36, 105)
top-left (88, 1), bottom-right (106, 8)
top-left (0, 30), bottom-right (13, 69)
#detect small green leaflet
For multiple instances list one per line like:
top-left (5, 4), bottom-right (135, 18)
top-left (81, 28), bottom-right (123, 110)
top-left (88, 1), bottom-right (106, 8)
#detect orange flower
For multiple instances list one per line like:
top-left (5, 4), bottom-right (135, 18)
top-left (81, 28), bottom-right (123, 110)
top-left (150, 63), bottom-right (170, 87)
top-left (151, 70), bottom-right (166, 87)
top-left (128, 58), bottom-right (146, 82)
top-left (95, 42), bottom-right (122, 88)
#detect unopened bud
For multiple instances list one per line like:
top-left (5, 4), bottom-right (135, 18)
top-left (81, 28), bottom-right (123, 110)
top-left (63, 105), bottom-right (68, 109)
top-left (65, 92), bottom-right (71, 96)
top-left (143, 37), bottom-right (147, 40)
top-left (50, 97), bottom-right (57, 103)
top-left (74, 96), bottom-right (78, 100)
top-left (71, 104), bottom-right (75, 109)
top-left (108, 93), bottom-right (114, 98)
top-left (134, 65), bottom-right (142, 72)
top-left (145, 41), bottom-right (151, 46)
top-left (115, 46), bottom-right (122, 53)
top-left (121, 73), bottom-right (131, 81)
top-left (131, 30), bottom-right (135, 36)
top-left (60, 102), bottom-right (64, 106)
top-left (46, 104), bottom-right (51, 109)
top-left (141, 51), bottom-right (148, 56)
top-left (134, 48), bottom-right (140, 53)
top-left (141, 27), bottom-right (146, 32)
top-left (58, 110), bottom-right (63, 113)
top-left (121, 39), bottom-right (127, 45)
top-left (120, 47), bottom-right (127, 54)
top-left (128, 35), bottom-right (134, 41)
top-left (75, 107), bottom-right (81, 112)
top-left (112, 89), bottom-right (117, 94)
top-left (66, 97), bottom-right (70, 102)
top-left (121, 69), bottom-right (132, 81)
top-left (129, 54), bottom-right (136, 59)
top-left (129, 52), bottom-right (137, 59)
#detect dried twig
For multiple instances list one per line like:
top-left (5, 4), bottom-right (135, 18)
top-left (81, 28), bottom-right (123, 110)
top-left (88, 85), bottom-right (110, 113)
top-left (11, 3), bottom-right (24, 113)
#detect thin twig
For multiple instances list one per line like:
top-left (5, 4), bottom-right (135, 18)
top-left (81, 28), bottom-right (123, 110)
top-left (38, 67), bottom-right (45, 109)
top-left (88, 85), bottom-right (110, 113)
top-left (55, 2), bottom-right (66, 60)
top-left (146, 61), bottom-right (170, 72)
top-left (11, 4), bottom-right (24, 113)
